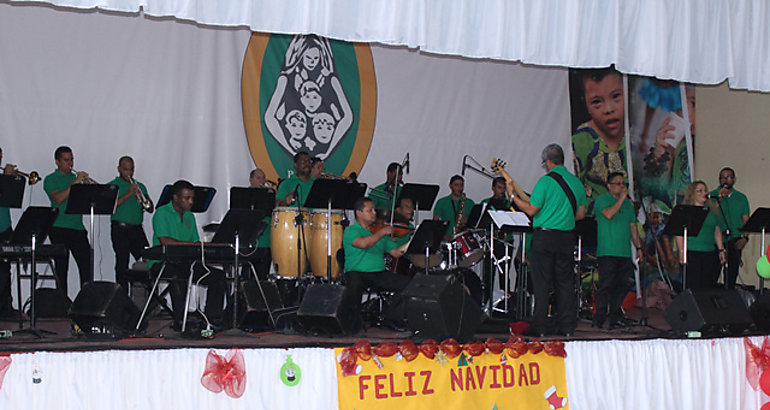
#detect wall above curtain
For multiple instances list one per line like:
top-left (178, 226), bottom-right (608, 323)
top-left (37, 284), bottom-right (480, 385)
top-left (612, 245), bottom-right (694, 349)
top-left (8, 0), bottom-right (770, 92)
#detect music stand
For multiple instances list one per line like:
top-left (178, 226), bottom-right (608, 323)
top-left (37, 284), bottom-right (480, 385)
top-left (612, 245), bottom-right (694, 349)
top-left (0, 175), bottom-right (25, 208)
top-left (9, 206), bottom-right (58, 336)
top-left (211, 209), bottom-right (268, 332)
top-left (662, 205), bottom-right (709, 290)
top-left (485, 209), bottom-right (532, 317)
top-left (405, 220), bottom-right (449, 275)
top-left (65, 184), bottom-right (118, 283)
top-left (742, 207), bottom-right (770, 292)
top-left (305, 179), bottom-right (364, 279)
top-left (399, 183), bottom-right (439, 225)
top-left (230, 187), bottom-right (276, 213)
top-left (157, 185), bottom-right (216, 213)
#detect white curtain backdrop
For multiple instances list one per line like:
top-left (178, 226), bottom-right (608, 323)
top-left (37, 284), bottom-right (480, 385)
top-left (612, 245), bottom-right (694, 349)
top-left (7, 0), bottom-right (770, 92)
top-left (0, 3), bottom-right (568, 299)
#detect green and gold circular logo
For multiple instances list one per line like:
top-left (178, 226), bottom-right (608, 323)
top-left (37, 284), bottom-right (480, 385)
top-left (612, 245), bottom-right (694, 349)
top-left (242, 33), bottom-right (377, 182)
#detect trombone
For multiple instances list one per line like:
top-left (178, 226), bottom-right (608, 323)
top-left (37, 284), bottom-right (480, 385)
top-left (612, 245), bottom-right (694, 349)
top-left (15, 170), bottom-right (40, 185)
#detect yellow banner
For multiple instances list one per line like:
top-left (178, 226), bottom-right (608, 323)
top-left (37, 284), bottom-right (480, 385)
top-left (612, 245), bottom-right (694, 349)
top-left (336, 348), bottom-right (568, 410)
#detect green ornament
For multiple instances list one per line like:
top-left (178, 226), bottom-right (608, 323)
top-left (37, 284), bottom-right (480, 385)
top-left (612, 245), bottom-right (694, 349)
top-left (280, 355), bottom-right (301, 387)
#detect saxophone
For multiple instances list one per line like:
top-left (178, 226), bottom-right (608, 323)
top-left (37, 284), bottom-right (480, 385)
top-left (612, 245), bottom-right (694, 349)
top-left (454, 194), bottom-right (466, 235)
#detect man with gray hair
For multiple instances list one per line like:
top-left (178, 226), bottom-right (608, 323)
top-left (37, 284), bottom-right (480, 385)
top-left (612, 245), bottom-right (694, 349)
top-left (508, 143), bottom-right (586, 337)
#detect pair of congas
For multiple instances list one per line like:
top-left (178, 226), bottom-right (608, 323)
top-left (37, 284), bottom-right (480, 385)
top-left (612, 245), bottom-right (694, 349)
top-left (270, 207), bottom-right (343, 279)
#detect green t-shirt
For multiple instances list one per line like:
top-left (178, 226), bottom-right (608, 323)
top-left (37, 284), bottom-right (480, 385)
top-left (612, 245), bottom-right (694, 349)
top-left (371, 183), bottom-right (402, 211)
top-left (256, 216), bottom-right (271, 248)
top-left (709, 188), bottom-right (749, 241)
top-left (687, 210), bottom-right (724, 252)
top-left (276, 174), bottom-right (315, 208)
top-left (529, 165), bottom-right (586, 231)
top-left (433, 195), bottom-right (475, 237)
top-left (43, 170), bottom-right (85, 230)
top-left (571, 123), bottom-right (628, 216)
top-left (594, 193), bottom-right (636, 257)
top-left (150, 202), bottom-right (199, 268)
top-left (107, 176), bottom-right (149, 225)
top-left (480, 197), bottom-right (511, 210)
top-left (342, 221), bottom-right (397, 272)
top-left (0, 207), bottom-right (10, 232)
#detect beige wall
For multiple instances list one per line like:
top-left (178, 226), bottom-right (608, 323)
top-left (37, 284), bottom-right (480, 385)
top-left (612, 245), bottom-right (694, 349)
top-left (697, 82), bottom-right (770, 289)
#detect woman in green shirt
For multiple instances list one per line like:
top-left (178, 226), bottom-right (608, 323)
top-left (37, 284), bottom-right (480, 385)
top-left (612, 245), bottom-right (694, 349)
top-left (675, 181), bottom-right (726, 289)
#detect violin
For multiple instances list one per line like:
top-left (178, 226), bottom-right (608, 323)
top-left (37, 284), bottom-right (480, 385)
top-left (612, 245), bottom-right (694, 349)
top-left (369, 209), bottom-right (414, 238)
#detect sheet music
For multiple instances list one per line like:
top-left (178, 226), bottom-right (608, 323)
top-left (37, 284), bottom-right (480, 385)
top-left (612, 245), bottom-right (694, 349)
top-left (487, 210), bottom-right (530, 228)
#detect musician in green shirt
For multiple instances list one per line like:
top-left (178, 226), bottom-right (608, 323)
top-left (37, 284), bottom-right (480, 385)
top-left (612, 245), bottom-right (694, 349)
top-left (108, 156), bottom-right (153, 293)
top-left (43, 146), bottom-right (92, 296)
top-left (151, 180), bottom-right (226, 329)
top-left (0, 148), bottom-right (17, 315)
top-left (276, 151), bottom-right (315, 207)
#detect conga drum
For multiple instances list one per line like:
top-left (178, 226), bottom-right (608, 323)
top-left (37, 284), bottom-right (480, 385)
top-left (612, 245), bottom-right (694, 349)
top-left (309, 209), bottom-right (343, 279)
top-left (270, 207), bottom-right (311, 278)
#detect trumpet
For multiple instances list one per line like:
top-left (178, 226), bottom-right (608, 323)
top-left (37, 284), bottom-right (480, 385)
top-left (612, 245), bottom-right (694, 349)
top-left (72, 168), bottom-right (99, 184)
top-left (15, 170), bottom-right (41, 185)
top-left (319, 172), bottom-right (346, 180)
top-left (265, 179), bottom-right (279, 190)
top-left (130, 176), bottom-right (153, 212)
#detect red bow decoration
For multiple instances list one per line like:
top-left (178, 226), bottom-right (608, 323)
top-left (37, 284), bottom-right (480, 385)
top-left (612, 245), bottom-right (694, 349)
top-left (745, 337), bottom-right (770, 391)
top-left (0, 355), bottom-right (11, 391)
top-left (201, 349), bottom-right (247, 398)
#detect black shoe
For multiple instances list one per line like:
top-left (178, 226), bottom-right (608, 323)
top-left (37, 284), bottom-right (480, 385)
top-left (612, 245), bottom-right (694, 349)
top-left (591, 318), bottom-right (605, 329)
top-left (608, 319), bottom-right (632, 330)
top-left (558, 329), bottom-right (575, 338)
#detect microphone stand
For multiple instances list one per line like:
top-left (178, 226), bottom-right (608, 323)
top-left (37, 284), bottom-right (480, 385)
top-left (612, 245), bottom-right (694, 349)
top-left (713, 192), bottom-right (732, 289)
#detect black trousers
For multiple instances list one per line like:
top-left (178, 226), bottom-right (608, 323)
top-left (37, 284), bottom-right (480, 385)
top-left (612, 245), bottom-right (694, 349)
top-left (724, 239), bottom-right (743, 289)
top-left (111, 221), bottom-right (149, 292)
top-left (685, 250), bottom-right (720, 290)
top-left (151, 261), bottom-right (227, 324)
top-left (595, 256), bottom-right (634, 324)
top-left (48, 227), bottom-right (92, 296)
top-left (0, 228), bottom-right (12, 311)
top-left (344, 270), bottom-right (411, 324)
top-left (529, 229), bottom-right (577, 334)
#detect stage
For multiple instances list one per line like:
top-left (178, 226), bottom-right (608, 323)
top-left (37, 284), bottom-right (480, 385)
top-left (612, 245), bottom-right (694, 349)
top-left (0, 306), bottom-right (767, 410)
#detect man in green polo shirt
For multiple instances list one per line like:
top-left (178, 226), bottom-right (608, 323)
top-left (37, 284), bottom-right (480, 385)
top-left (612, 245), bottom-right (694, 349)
top-left (0, 148), bottom-right (18, 315)
top-left (343, 197), bottom-right (410, 328)
top-left (508, 144), bottom-right (586, 337)
top-left (108, 156), bottom-right (154, 294)
top-left (433, 175), bottom-right (475, 239)
top-left (276, 151), bottom-right (315, 207)
top-left (43, 145), bottom-right (92, 296)
top-left (711, 167), bottom-right (750, 289)
top-left (151, 180), bottom-right (227, 330)
top-left (371, 162), bottom-right (403, 211)
top-left (592, 172), bottom-right (643, 329)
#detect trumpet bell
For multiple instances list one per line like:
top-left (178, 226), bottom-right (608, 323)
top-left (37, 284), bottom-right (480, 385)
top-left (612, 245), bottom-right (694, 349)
top-left (15, 170), bottom-right (40, 185)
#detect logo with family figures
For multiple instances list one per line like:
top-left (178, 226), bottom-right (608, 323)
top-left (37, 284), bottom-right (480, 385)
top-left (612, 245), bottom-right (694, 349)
top-left (242, 33), bottom-right (376, 181)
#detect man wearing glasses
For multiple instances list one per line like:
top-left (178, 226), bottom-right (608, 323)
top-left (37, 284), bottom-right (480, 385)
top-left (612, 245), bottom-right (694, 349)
top-left (592, 172), bottom-right (643, 329)
top-left (711, 167), bottom-right (750, 289)
top-left (277, 151), bottom-right (315, 207)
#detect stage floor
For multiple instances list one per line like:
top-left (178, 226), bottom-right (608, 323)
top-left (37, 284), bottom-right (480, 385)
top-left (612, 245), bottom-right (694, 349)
top-left (0, 305), bottom-right (692, 353)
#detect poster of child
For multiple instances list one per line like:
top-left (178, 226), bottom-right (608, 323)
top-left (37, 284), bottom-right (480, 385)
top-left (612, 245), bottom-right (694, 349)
top-left (569, 66), bottom-right (630, 216)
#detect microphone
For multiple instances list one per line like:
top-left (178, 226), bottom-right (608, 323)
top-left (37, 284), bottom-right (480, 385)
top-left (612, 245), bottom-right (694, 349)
top-left (405, 153), bottom-right (410, 174)
top-left (706, 193), bottom-right (721, 200)
top-left (721, 183), bottom-right (729, 189)
top-left (461, 155), bottom-right (467, 176)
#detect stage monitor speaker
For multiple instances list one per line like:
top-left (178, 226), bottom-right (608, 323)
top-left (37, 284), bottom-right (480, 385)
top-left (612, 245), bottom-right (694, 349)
top-left (664, 288), bottom-right (753, 335)
top-left (69, 281), bottom-right (143, 334)
top-left (749, 293), bottom-right (770, 332)
top-left (27, 288), bottom-right (72, 318)
top-left (403, 274), bottom-right (482, 342)
top-left (227, 280), bottom-right (283, 330)
top-left (296, 283), bottom-right (359, 335)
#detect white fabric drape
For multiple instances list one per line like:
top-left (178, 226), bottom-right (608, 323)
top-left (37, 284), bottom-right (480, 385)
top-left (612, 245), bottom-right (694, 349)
top-left (8, 0), bottom-right (770, 92)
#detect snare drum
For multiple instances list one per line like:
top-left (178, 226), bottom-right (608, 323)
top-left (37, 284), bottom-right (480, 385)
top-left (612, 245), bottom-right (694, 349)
top-left (270, 207), bottom-right (311, 278)
top-left (451, 230), bottom-right (485, 267)
top-left (309, 209), bottom-right (343, 278)
top-left (408, 252), bottom-right (443, 269)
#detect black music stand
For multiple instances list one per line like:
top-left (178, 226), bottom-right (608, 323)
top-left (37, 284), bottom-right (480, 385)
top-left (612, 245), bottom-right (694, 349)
top-left (305, 179), bottom-right (365, 279)
top-left (742, 207), bottom-right (770, 292)
top-left (0, 175), bottom-right (25, 208)
top-left (230, 187), bottom-right (276, 213)
top-left (9, 206), bottom-right (58, 336)
top-left (211, 209), bottom-right (268, 332)
top-left (405, 220), bottom-right (449, 276)
top-left (662, 205), bottom-right (709, 290)
top-left (485, 209), bottom-right (532, 318)
top-left (157, 185), bottom-right (216, 213)
top-left (66, 184), bottom-right (119, 283)
top-left (399, 183), bottom-right (439, 225)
